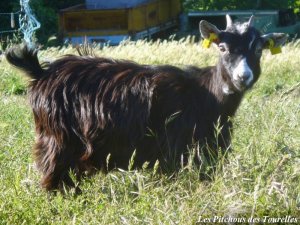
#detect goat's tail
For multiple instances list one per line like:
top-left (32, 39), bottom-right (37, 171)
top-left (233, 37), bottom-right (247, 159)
top-left (5, 44), bottom-right (46, 80)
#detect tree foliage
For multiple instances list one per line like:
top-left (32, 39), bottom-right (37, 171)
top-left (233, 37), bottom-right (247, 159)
top-left (182, 0), bottom-right (300, 11)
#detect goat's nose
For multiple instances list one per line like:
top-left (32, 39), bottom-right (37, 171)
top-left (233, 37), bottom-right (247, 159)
top-left (238, 72), bottom-right (251, 82)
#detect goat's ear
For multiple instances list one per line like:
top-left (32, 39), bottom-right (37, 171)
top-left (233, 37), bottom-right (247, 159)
top-left (262, 33), bottom-right (288, 51)
top-left (199, 20), bottom-right (221, 41)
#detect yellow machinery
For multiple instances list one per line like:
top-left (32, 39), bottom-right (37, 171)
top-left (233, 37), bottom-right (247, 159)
top-left (59, 0), bottom-right (181, 44)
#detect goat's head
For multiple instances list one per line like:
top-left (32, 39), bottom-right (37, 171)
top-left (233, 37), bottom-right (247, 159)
top-left (199, 15), bottom-right (288, 93)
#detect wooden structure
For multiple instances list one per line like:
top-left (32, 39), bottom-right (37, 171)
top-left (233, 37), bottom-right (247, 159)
top-left (59, 0), bottom-right (181, 44)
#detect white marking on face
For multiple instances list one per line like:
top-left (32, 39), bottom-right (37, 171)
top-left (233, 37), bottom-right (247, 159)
top-left (222, 83), bottom-right (234, 95)
top-left (233, 58), bottom-right (253, 86)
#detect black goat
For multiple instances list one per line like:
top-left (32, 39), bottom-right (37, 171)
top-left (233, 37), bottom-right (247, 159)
top-left (6, 15), bottom-right (287, 190)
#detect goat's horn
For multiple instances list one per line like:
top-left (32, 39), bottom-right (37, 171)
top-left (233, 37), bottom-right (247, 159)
top-left (226, 14), bottom-right (233, 29)
top-left (248, 15), bottom-right (255, 27)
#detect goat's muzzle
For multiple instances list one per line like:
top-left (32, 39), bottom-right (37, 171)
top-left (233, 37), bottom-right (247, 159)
top-left (232, 58), bottom-right (254, 91)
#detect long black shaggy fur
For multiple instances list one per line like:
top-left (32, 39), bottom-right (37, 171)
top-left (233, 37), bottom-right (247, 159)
top-left (6, 43), bottom-right (250, 190)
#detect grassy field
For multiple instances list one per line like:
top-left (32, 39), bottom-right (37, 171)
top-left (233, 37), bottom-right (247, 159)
top-left (0, 38), bottom-right (299, 224)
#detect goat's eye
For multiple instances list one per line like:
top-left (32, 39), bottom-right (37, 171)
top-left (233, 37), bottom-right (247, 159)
top-left (219, 44), bottom-right (226, 52)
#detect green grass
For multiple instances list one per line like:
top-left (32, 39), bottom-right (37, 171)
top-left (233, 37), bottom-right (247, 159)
top-left (0, 38), bottom-right (299, 224)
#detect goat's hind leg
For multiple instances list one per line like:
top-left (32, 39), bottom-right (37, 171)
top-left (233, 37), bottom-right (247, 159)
top-left (34, 134), bottom-right (79, 191)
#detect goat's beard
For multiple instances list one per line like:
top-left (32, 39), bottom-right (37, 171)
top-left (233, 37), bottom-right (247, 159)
top-left (232, 80), bottom-right (247, 92)
top-left (232, 78), bottom-right (255, 92)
